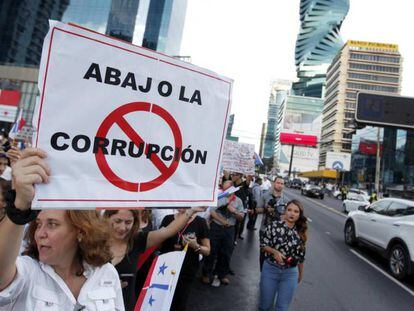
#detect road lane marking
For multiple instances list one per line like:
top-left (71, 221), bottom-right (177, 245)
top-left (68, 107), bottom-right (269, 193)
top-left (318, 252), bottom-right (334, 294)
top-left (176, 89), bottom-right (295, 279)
top-left (307, 217), bottom-right (313, 222)
top-left (297, 194), bottom-right (347, 218)
top-left (325, 231), bottom-right (331, 235)
top-left (350, 249), bottom-right (414, 297)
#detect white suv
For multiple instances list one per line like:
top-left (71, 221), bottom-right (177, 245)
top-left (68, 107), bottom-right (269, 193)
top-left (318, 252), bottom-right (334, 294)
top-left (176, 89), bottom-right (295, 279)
top-left (344, 198), bottom-right (414, 280)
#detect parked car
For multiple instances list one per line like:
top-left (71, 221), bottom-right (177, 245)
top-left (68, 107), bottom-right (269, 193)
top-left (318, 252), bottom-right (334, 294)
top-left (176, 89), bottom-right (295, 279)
top-left (289, 178), bottom-right (303, 189)
top-left (347, 188), bottom-right (370, 201)
top-left (334, 188), bottom-right (369, 201)
top-left (301, 184), bottom-right (324, 199)
top-left (344, 198), bottom-right (414, 280)
top-left (342, 194), bottom-right (370, 213)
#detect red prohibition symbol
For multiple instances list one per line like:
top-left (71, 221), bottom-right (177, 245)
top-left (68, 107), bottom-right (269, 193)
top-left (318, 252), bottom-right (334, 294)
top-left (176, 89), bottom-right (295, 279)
top-left (95, 102), bottom-right (182, 192)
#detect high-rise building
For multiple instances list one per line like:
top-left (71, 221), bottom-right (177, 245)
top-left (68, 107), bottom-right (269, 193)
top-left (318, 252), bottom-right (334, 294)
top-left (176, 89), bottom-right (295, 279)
top-left (0, 0), bottom-right (188, 130)
top-left (292, 0), bottom-right (349, 98)
top-left (319, 40), bottom-right (403, 168)
top-left (0, 0), bottom-right (69, 67)
top-left (277, 95), bottom-right (323, 174)
top-left (263, 80), bottom-right (291, 163)
top-left (142, 0), bottom-right (188, 55)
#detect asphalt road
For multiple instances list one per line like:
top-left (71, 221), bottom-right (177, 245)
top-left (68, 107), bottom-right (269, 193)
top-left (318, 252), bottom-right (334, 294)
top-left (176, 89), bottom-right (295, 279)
top-left (187, 188), bottom-right (414, 310)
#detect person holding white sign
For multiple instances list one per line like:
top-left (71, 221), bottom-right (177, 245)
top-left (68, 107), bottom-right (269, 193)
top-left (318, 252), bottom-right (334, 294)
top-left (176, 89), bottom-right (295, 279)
top-left (0, 148), bottom-right (125, 310)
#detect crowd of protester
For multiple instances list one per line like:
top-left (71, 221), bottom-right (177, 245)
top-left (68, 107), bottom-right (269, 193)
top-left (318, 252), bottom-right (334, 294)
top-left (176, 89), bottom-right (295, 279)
top-left (0, 132), bottom-right (308, 311)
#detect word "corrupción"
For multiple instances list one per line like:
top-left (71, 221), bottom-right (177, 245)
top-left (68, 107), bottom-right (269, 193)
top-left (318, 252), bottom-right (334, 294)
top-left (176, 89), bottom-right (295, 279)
top-left (50, 132), bottom-right (208, 164)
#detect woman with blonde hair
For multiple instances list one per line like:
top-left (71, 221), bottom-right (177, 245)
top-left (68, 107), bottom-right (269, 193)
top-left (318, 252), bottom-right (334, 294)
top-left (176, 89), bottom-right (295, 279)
top-left (0, 148), bottom-right (124, 310)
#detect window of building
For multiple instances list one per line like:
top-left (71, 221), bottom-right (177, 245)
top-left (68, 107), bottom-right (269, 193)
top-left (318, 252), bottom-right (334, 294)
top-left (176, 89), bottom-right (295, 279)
top-left (348, 72), bottom-right (399, 83)
top-left (347, 82), bottom-right (399, 93)
top-left (346, 91), bottom-right (357, 99)
top-left (342, 143), bottom-right (352, 150)
top-left (349, 62), bottom-right (400, 73)
top-left (349, 53), bottom-right (400, 64)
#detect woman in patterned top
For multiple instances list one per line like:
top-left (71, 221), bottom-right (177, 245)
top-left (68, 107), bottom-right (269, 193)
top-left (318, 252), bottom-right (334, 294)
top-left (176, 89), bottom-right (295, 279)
top-left (258, 199), bottom-right (308, 311)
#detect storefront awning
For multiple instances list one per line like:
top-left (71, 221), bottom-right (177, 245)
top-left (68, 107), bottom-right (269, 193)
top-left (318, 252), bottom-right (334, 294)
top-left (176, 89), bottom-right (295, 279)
top-left (298, 169), bottom-right (338, 179)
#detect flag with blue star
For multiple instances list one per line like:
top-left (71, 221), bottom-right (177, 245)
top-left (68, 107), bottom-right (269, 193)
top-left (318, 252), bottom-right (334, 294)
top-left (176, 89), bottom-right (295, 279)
top-left (134, 247), bottom-right (188, 311)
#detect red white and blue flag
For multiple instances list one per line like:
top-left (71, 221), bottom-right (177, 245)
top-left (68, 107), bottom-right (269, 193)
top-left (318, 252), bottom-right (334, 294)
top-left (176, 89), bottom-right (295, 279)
top-left (135, 247), bottom-right (187, 311)
top-left (8, 109), bottom-right (26, 140)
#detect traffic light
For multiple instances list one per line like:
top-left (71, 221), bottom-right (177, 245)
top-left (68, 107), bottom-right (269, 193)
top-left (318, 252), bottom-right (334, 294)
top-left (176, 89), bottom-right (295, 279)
top-left (356, 92), bottom-right (414, 129)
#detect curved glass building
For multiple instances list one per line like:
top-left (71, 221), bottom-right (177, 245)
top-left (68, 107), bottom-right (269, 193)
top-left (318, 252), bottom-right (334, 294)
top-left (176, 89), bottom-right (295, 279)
top-left (292, 0), bottom-right (350, 98)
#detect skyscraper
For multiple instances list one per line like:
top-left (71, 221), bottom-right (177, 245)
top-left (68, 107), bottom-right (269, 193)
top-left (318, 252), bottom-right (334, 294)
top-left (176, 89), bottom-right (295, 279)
top-left (0, 0), bottom-right (188, 131)
top-left (319, 40), bottom-right (402, 168)
top-left (292, 0), bottom-right (349, 98)
top-left (0, 0), bottom-right (69, 66)
top-left (142, 0), bottom-right (188, 55)
top-left (263, 80), bottom-right (291, 162)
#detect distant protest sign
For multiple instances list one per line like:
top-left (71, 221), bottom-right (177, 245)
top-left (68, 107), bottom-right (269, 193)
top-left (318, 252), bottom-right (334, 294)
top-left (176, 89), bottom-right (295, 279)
top-left (221, 140), bottom-right (255, 175)
top-left (32, 21), bottom-right (232, 209)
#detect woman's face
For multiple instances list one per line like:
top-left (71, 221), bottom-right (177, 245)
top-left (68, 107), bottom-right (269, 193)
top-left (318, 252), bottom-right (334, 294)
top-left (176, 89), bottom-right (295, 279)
top-left (109, 210), bottom-right (135, 240)
top-left (35, 211), bottom-right (78, 266)
top-left (284, 203), bottom-right (301, 224)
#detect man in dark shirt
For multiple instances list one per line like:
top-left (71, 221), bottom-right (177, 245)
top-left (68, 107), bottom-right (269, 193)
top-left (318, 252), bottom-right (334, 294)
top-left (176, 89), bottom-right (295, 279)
top-left (231, 172), bottom-right (250, 240)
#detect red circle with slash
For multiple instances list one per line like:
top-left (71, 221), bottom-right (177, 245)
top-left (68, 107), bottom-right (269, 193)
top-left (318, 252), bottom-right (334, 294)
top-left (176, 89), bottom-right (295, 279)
top-left (95, 102), bottom-right (182, 192)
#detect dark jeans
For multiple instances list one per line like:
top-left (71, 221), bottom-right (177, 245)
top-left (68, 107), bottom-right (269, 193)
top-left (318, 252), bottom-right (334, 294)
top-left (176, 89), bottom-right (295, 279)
top-left (203, 222), bottom-right (235, 279)
top-left (234, 213), bottom-right (247, 240)
top-left (247, 211), bottom-right (258, 229)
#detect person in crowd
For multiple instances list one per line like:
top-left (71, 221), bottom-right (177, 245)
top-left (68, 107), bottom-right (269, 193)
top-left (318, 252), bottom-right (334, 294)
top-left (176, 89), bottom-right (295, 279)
top-left (261, 176), bottom-right (272, 192)
top-left (202, 180), bottom-right (244, 285)
top-left (138, 209), bottom-right (153, 232)
top-left (221, 170), bottom-right (232, 187)
top-left (159, 208), bottom-right (210, 311)
top-left (0, 148), bottom-right (125, 310)
top-left (246, 176), bottom-right (262, 230)
top-left (256, 176), bottom-right (287, 270)
top-left (231, 172), bottom-right (250, 241)
top-left (259, 200), bottom-right (308, 311)
top-left (0, 153), bottom-right (11, 181)
top-left (0, 178), bottom-right (12, 222)
top-left (104, 206), bottom-right (206, 311)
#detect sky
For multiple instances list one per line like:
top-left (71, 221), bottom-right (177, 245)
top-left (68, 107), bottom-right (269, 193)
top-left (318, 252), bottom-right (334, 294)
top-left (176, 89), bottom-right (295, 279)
top-left (180, 0), bottom-right (414, 150)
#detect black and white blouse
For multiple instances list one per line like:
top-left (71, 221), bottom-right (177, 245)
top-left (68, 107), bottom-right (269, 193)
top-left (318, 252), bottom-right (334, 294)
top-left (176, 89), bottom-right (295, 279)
top-left (260, 220), bottom-right (306, 266)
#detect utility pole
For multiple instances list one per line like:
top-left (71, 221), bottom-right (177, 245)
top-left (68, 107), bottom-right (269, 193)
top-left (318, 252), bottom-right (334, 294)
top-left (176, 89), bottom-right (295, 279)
top-left (288, 144), bottom-right (295, 178)
top-left (375, 127), bottom-right (381, 196)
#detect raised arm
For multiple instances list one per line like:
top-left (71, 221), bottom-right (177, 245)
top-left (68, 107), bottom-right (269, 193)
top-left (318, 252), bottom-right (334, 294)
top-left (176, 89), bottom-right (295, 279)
top-left (0, 148), bottom-right (49, 291)
top-left (146, 207), bottom-right (206, 249)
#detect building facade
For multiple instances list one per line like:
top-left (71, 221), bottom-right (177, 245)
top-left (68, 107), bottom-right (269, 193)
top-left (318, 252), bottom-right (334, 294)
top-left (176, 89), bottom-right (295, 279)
top-left (350, 126), bottom-right (414, 199)
top-left (0, 0), bottom-right (188, 132)
top-left (292, 0), bottom-right (349, 98)
top-left (319, 40), bottom-right (402, 168)
top-left (263, 80), bottom-right (291, 162)
top-left (277, 95), bottom-right (323, 175)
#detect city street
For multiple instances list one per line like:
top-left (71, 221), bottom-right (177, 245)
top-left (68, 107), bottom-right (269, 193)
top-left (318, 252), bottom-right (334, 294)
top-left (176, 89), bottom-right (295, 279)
top-left (188, 188), bottom-right (414, 310)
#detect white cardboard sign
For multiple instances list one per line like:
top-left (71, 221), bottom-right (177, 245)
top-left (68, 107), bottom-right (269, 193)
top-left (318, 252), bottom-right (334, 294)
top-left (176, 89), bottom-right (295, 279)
top-left (32, 21), bottom-right (232, 209)
top-left (221, 140), bottom-right (255, 175)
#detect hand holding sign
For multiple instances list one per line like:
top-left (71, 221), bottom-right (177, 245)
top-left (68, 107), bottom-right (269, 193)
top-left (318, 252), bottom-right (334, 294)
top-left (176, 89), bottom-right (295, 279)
top-left (13, 148), bottom-right (50, 211)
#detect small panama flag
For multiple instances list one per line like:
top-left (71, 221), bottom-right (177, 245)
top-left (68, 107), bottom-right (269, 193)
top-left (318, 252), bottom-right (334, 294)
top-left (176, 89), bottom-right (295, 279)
top-left (134, 246), bottom-right (187, 311)
top-left (8, 109), bottom-right (26, 140)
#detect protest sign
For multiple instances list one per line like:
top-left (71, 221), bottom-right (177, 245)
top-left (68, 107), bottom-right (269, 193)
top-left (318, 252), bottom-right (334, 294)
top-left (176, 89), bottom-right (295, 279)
top-left (32, 21), bottom-right (232, 208)
top-left (221, 140), bottom-right (255, 175)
